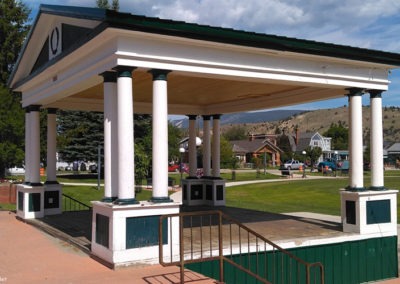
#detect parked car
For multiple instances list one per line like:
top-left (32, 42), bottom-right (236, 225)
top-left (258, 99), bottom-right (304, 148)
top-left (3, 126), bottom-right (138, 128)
top-left (168, 163), bottom-right (189, 173)
top-left (5, 166), bottom-right (25, 175)
top-left (283, 160), bottom-right (304, 170)
top-left (168, 164), bottom-right (180, 172)
top-left (317, 161), bottom-right (337, 171)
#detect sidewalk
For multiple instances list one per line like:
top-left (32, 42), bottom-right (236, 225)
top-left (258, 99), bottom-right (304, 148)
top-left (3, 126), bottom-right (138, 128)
top-left (0, 211), bottom-right (215, 284)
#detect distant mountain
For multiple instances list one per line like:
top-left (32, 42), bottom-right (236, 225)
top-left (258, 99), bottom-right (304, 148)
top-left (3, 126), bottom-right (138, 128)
top-left (170, 110), bottom-right (306, 128)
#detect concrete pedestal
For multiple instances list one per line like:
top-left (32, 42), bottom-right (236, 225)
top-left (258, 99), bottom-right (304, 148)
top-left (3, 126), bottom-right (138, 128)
top-left (16, 184), bottom-right (44, 219)
top-left (341, 189), bottom-right (398, 235)
top-left (44, 183), bottom-right (62, 215)
top-left (182, 179), bottom-right (226, 206)
top-left (91, 201), bottom-right (180, 268)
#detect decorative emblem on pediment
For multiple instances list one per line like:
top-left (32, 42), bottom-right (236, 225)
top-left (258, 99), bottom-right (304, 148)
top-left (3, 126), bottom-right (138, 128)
top-left (49, 23), bottom-right (62, 60)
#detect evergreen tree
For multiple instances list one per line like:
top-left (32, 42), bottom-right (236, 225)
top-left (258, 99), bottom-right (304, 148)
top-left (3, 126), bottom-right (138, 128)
top-left (0, 0), bottom-right (30, 83)
top-left (0, 86), bottom-right (24, 174)
top-left (57, 110), bottom-right (104, 163)
top-left (0, 0), bottom-right (30, 177)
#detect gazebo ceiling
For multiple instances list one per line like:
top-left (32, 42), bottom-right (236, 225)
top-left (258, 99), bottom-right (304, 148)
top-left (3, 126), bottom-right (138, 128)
top-left (48, 69), bottom-right (346, 114)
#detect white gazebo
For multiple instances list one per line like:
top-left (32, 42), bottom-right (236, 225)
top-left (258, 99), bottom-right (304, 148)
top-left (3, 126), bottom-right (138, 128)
top-left (8, 4), bottom-right (400, 268)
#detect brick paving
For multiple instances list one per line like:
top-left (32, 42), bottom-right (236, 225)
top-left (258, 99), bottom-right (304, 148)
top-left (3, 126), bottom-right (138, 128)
top-left (0, 211), bottom-right (215, 284)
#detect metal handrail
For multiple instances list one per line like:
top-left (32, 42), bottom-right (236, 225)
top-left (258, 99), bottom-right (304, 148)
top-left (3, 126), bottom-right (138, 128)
top-left (159, 210), bottom-right (324, 284)
top-left (62, 193), bottom-right (92, 212)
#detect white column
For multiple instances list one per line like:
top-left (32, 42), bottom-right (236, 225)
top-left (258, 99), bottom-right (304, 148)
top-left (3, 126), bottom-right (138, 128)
top-left (102, 71), bottom-right (118, 202)
top-left (150, 69), bottom-right (172, 202)
top-left (212, 114), bottom-right (221, 178)
top-left (115, 66), bottom-right (137, 204)
top-left (46, 108), bottom-right (58, 183)
top-left (30, 105), bottom-right (41, 185)
top-left (369, 90), bottom-right (385, 190)
top-left (348, 89), bottom-right (365, 190)
top-left (24, 108), bottom-right (31, 184)
top-left (202, 115), bottom-right (211, 177)
top-left (188, 115), bottom-right (198, 178)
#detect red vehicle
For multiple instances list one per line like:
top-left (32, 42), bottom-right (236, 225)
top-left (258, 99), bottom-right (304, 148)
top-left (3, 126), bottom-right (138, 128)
top-left (168, 164), bottom-right (180, 172)
top-left (168, 163), bottom-right (189, 173)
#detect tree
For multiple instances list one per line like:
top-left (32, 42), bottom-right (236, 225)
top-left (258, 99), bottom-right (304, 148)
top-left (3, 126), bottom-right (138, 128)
top-left (0, 0), bottom-right (30, 84)
top-left (168, 122), bottom-right (183, 162)
top-left (304, 146), bottom-right (322, 170)
top-left (219, 136), bottom-right (235, 168)
top-left (323, 122), bottom-right (348, 150)
top-left (96, 0), bottom-right (109, 9)
top-left (277, 133), bottom-right (293, 162)
top-left (96, 0), bottom-right (119, 10)
top-left (0, 0), bottom-right (30, 177)
top-left (223, 125), bottom-right (247, 141)
top-left (57, 110), bottom-right (104, 163)
top-left (0, 86), bottom-right (24, 174)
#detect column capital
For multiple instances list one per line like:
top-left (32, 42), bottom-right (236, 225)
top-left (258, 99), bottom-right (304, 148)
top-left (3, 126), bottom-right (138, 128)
top-left (28, 105), bottom-right (41, 112)
top-left (346, 88), bottom-right (364, 97)
top-left (113, 66), bottom-right (136, 78)
top-left (100, 71), bottom-right (117, 83)
top-left (212, 114), bottom-right (222, 120)
top-left (368, 90), bottom-right (383, 98)
top-left (187, 115), bottom-right (197, 120)
top-left (148, 69), bottom-right (171, 81)
top-left (202, 115), bottom-right (211, 120)
top-left (47, 108), bottom-right (58, 114)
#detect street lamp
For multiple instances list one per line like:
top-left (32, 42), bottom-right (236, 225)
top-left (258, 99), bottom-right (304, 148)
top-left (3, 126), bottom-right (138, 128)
top-left (334, 150), bottom-right (338, 177)
top-left (302, 150), bottom-right (307, 178)
top-left (179, 147), bottom-right (185, 186)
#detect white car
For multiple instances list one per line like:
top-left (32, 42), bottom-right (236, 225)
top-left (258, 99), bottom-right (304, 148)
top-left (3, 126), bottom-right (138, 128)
top-left (283, 160), bottom-right (304, 170)
top-left (6, 166), bottom-right (25, 175)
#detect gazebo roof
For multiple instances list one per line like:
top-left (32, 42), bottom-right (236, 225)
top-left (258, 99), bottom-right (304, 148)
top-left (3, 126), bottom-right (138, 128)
top-left (9, 4), bottom-right (400, 115)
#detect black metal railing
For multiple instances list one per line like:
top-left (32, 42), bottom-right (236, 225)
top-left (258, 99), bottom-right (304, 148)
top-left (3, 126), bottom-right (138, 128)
top-left (62, 193), bottom-right (91, 212)
top-left (159, 210), bottom-right (324, 284)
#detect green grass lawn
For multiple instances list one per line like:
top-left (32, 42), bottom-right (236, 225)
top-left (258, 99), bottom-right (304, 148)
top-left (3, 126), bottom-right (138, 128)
top-left (226, 178), bottom-right (347, 216)
top-left (2, 171), bottom-right (400, 222)
top-left (227, 175), bottom-right (400, 221)
top-left (62, 185), bottom-right (154, 207)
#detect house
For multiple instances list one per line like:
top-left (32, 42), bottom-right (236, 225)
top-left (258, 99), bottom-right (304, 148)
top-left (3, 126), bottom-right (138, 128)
top-left (231, 134), bottom-right (282, 167)
top-left (386, 142), bottom-right (400, 167)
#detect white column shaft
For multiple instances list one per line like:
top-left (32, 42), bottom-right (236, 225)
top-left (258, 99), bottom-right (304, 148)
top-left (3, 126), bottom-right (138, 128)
top-left (30, 109), bottom-right (41, 184)
top-left (349, 94), bottom-right (364, 188)
top-left (104, 79), bottom-right (118, 200)
top-left (117, 75), bottom-right (135, 201)
top-left (46, 111), bottom-right (57, 182)
top-left (152, 79), bottom-right (169, 198)
top-left (24, 110), bottom-right (31, 183)
top-left (370, 93), bottom-right (384, 188)
top-left (202, 118), bottom-right (211, 177)
top-left (188, 117), bottom-right (197, 177)
top-left (212, 116), bottom-right (221, 177)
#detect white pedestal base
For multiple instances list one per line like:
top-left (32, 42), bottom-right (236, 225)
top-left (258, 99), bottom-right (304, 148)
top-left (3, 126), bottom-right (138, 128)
top-left (91, 201), bottom-right (180, 268)
top-left (44, 183), bottom-right (62, 215)
top-left (182, 179), bottom-right (226, 206)
top-left (16, 184), bottom-right (44, 219)
top-left (340, 189), bottom-right (398, 235)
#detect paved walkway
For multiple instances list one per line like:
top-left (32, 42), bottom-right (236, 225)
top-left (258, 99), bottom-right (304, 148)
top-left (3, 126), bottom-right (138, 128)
top-left (0, 211), bottom-right (215, 284)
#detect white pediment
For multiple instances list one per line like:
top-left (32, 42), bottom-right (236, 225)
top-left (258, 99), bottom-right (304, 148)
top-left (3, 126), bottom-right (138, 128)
top-left (10, 9), bottom-right (102, 88)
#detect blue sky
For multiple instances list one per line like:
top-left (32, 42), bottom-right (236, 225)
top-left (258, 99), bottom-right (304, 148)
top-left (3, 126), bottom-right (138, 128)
top-left (24, 0), bottom-right (400, 112)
